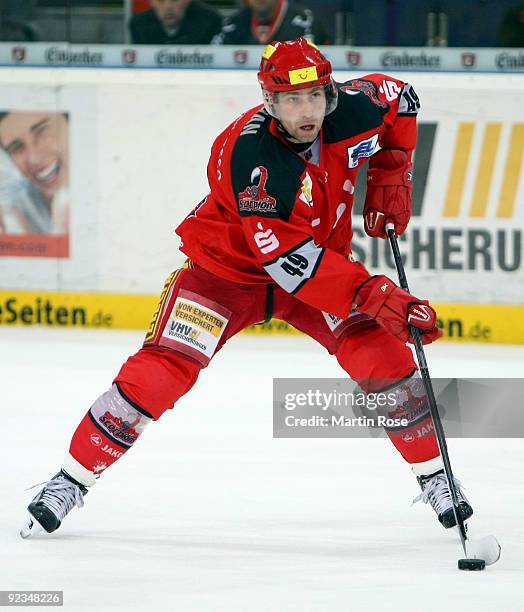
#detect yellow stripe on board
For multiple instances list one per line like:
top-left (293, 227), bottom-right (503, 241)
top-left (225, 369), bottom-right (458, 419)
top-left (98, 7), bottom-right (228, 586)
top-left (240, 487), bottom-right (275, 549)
top-left (470, 123), bottom-right (502, 218)
top-left (1, 290), bottom-right (524, 345)
top-left (497, 123), bottom-right (524, 218)
top-left (443, 123), bottom-right (475, 217)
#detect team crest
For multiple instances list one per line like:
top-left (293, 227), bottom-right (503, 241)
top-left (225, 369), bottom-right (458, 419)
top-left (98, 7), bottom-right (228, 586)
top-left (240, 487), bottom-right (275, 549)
top-left (12, 46), bottom-right (26, 62)
top-left (346, 51), bottom-right (361, 67)
top-left (234, 50), bottom-right (248, 65)
top-left (238, 166), bottom-right (278, 216)
top-left (122, 49), bottom-right (137, 64)
top-left (461, 52), bottom-right (476, 69)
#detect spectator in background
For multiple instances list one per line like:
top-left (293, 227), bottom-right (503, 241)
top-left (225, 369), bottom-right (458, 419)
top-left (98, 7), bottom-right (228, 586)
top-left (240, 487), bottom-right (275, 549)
top-left (214, 0), bottom-right (330, 45)
top-left (129, 0), bottom-right (222, 44)
top-left (497, 5), bottom-right (524, 47)
top-left (0, 0), bottom-right (39, 42)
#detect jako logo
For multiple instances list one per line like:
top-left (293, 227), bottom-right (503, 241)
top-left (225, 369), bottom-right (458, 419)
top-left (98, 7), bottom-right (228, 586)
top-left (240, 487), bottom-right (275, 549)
top-left (101, 444), bottom-right (123, 459)
top-left (90, 433), bottom-right (102, 446)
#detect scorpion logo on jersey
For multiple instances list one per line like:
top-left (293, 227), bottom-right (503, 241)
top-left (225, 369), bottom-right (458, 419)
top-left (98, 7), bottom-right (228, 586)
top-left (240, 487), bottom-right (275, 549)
top-left (340, 80), bottom-right (389, 109)
top-left (238, 166), bottom-right (278, 217)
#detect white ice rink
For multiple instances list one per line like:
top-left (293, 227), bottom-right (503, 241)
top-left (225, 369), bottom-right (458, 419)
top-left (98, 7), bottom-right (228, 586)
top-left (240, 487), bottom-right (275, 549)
top-left (2, 327), bottom-right (523, 611)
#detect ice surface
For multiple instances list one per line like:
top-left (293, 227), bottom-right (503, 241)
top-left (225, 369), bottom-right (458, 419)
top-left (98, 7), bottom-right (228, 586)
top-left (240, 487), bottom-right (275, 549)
top-left (1, 327), bottom-right (523, 611)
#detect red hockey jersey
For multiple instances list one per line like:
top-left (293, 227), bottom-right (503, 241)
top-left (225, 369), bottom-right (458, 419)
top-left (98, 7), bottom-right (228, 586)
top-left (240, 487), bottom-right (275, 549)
top-left (176, 73), bottom-right (420, 319)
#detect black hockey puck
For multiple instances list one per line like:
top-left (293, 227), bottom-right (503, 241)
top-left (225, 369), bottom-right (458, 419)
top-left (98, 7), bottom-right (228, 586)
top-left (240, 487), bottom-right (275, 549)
top-left (458, 558), bottom-right (486, 571)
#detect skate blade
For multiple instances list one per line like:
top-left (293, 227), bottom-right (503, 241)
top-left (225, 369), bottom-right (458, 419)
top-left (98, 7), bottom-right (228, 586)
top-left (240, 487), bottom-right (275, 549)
top-left (20, 516), bottom-right (46, 539)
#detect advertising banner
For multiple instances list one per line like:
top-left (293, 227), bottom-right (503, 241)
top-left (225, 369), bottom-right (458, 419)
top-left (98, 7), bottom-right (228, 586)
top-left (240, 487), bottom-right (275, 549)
top-left (0, 69), bottom-right (521, 341)
top-left (0, 82), bottom-right (98, 290)
top-left (350, 118), bottom-right (524, 303)
top-left (1, 44), bottom-right (524, 73)
top-left (0, 111), bottom-right (70, 258)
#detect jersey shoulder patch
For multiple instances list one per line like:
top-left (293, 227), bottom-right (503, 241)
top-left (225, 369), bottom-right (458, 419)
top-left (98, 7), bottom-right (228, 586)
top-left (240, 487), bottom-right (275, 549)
top-left (231, 114), bottom-right (304, 221)
top-left (323, 80), bottom-right (386, 144)
top-left (340, 78), bottom-right (390, 109)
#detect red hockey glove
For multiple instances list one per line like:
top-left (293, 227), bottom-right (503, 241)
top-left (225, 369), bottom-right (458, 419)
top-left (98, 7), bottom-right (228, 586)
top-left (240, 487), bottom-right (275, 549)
top-left (364, 149), bottom-right (413, 239)
top-left (353, 275), bottom-right (442, 345)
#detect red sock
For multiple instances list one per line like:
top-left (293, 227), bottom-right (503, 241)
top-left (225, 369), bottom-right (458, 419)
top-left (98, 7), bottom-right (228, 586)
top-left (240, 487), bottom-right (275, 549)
top-left (382, 374), bottom-right (441, 467)
top-left (69, 384), bottom-right (152, 477)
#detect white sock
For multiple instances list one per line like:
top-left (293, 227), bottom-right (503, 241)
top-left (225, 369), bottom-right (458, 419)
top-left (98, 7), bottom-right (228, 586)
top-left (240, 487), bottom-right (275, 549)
top-left (62, 453), bottom-right (97, 488)
top-left (410, 455), bottom-right (444, 477)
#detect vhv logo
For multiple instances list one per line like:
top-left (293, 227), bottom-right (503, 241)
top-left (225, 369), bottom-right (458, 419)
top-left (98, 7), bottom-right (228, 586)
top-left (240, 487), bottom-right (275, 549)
top-left (347, 134), bottom-right (380, 168)
top-left (346, 51), bottom-right (361, 67)
top-left (461, 52), bottom-right (476, 69)
top-left (12, 46), bottom-right (26, 63)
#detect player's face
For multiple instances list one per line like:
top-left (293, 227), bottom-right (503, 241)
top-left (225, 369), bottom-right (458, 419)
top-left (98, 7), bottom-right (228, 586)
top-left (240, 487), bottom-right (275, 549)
top-left (275, 87), bottom-right (327, 143)
top-left (0, 112), bottom-right (69, 201)
top-left (151, 0), bottom-right (190, 27)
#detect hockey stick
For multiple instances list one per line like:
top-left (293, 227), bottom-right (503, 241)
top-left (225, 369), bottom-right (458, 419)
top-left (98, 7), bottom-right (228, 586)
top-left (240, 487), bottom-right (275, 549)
top-left (385, 223), bottom-right (501, 569)
top-left (385, 225), bottom-right (469, 551)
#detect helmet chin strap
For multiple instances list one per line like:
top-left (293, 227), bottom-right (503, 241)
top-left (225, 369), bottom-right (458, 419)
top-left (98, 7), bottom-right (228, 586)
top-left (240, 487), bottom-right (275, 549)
top-left (275, 120), bottom-right (294, 140)
top-left (276, 121), bottom-right (318, 149)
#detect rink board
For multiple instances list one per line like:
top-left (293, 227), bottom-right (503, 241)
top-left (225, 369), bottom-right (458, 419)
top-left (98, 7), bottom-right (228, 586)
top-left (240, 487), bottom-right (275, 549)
top-left (0, 289), bottom-right (522, 344)
top-left (0, 70), bottom-right (522, 306)
top-left (0, 69), bottom-right (522, 342)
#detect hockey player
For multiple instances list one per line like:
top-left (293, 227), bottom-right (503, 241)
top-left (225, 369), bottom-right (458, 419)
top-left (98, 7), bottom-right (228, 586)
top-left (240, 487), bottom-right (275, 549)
top-left (21, 38), bottom-right (472, 538)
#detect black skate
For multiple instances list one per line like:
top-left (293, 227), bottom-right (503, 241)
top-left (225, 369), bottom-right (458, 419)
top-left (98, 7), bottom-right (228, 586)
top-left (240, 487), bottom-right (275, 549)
top-left (20, 470), bottom-right (88, 538)
top-left (414, 469), bottom-right (473, 529)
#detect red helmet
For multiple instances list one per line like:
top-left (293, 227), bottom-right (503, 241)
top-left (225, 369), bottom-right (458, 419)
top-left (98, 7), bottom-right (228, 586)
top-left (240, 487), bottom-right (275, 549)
top-left (257, 38), bottom-right (338, 117)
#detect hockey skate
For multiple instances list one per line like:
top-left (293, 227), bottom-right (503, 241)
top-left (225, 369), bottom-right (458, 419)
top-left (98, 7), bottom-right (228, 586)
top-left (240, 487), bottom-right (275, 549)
top-left (414, 469), bottom-right (473, 529)
top-left (20, 470), bottom-right (88, 538)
